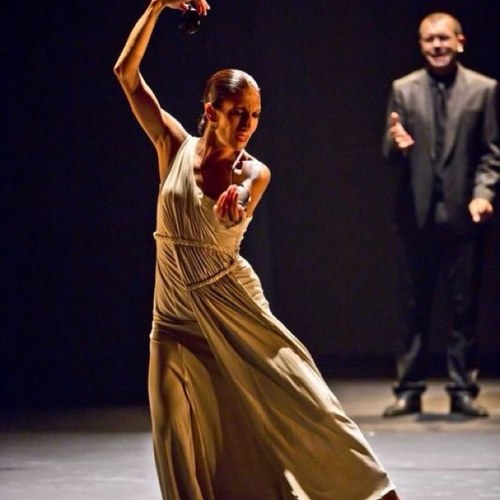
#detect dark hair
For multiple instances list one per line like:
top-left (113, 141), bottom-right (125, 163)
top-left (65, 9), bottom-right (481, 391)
top-left (419, 12), bottom-right (463, 37)
top-left (197, 69), bottom-right (260, 135)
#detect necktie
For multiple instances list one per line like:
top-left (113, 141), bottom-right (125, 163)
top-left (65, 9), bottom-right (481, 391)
top-left (433, 81), bottom-right (448, 223)
top-left (434, 81), bottom-right (447, 163)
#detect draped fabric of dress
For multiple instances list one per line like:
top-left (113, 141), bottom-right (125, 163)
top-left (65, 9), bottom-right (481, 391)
top-left (148, 135), bottom-right (394, 500)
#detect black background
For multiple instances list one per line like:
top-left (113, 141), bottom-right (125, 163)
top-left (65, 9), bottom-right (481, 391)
top-left (2, 0), bottom-right (499, 408)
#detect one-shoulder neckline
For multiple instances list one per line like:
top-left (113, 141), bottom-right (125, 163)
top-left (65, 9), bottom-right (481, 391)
top-left (190, 136), bottom-right (253, 224)
top-left (189, 136), bottom-right (215, 203)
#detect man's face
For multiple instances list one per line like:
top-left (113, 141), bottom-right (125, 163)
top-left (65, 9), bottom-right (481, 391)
top-left (419, 16), bottom-right (465, 75)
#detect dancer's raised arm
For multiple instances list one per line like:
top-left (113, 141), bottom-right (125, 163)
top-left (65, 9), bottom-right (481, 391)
top-left (113, 0), bottom-right (210, 179)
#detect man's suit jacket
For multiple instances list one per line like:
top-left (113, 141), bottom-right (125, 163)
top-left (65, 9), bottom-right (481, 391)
top-left (382, 63), bottom-right (500, 235)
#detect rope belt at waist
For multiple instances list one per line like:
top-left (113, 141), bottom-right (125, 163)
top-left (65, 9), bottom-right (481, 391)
top-left (153, 232), bottom-right (237, 291)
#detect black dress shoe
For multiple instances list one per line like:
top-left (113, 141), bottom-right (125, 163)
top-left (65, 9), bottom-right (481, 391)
top-left (450, 393), bottom-right (489, 417)
top-left (383, 393), bottom-right (421, 418)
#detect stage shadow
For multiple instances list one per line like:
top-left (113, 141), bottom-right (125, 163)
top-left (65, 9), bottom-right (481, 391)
top-left (415, 412), bottom-right (479, 423)
top-left (0, 406), bottom-right (152, 433)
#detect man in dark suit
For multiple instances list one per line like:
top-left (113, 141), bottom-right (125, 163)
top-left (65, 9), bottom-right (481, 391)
top-left (382, 12), bottom-right (499, 418)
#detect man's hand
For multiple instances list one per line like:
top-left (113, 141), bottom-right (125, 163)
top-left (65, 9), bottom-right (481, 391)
top-left (389, 112), bottom-right (415, 150)
top-left (469, 198), bottom-right (494, 223)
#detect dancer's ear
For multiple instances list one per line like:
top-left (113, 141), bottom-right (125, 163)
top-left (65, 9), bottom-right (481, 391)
top-left (205, 103), bottom-right (217, 122)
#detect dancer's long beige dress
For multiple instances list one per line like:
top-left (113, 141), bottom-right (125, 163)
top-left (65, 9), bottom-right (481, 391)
top-left (149, 135), bottom-right (395, 500)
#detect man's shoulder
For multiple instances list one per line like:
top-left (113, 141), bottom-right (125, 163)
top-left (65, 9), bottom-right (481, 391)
top-left (392, 69), bottom-right (427, 89)
top-left (459, 65), bottom-right (498, 88)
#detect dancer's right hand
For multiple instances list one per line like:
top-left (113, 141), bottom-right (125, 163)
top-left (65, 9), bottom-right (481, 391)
top-left (162, 0), bottom-right (211, 15)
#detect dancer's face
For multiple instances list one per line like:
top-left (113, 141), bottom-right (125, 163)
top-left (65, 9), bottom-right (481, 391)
top-left (208, 87), bottom-right (261, 150)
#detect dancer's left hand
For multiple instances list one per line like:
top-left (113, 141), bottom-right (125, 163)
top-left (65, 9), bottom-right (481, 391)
top-left (214, 185), bottom-right (246, 227)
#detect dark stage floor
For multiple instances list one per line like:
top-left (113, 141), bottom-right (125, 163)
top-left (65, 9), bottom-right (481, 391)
top-left (1, 379), bottom-right (499, 499)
